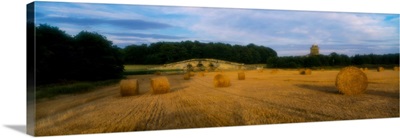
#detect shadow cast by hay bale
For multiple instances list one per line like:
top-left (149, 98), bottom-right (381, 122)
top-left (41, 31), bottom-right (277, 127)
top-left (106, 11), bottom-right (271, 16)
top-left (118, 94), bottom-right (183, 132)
top-left (295, 84), bottom-right (339, 95)
top-left (296, 84), bottom-right (398, 99)
top-left (366, 90), bottom-right (399, 99)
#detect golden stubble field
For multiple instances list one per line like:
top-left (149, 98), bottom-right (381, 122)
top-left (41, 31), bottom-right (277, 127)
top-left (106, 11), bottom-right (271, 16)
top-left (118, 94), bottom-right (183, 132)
top-left (35, 69), bottom-right (399, 136)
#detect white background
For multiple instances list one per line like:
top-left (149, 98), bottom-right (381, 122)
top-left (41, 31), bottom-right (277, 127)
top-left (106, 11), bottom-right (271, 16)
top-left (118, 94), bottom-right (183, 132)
top-left (0, 0), bottom-right (399, 138)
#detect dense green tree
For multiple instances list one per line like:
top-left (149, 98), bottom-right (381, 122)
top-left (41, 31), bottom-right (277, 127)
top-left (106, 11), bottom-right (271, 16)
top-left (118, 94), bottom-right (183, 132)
top-left (340, 54), bottom-right (351, 66)
top-left (267, 52), bottom-right (398, 68)
top-left (123, 44), bottom-right (148, 64)
top-left (73, 31), bottom-right (124, 80)
top-left (35, 24), bottom-right (74, 84)
top-left (328, 52), bottom-right (340, 66)
top-left (34, 24), bottom-right (124, 85)
top-left (351, 53), bottom-right (399, 65)
top-left (121, 41), bottom-right (277, 64)
top-left (304, 56), bottom-right (322, 67)
top-left (247, 44), bottom-right (261, 64)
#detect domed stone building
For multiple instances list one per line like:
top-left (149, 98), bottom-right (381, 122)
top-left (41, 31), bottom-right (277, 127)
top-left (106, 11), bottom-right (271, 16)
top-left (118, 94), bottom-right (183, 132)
top-left (310, 43), bottom-right (319, 56)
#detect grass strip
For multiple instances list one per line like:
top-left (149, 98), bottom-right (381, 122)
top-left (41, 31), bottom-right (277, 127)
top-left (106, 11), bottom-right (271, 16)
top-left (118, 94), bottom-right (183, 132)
top-left (36, 79), bottom-right (120, 99)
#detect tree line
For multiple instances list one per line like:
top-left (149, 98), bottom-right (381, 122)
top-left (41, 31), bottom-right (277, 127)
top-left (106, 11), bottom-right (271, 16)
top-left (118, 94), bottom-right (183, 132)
top-left (31, 23), bottom-right (277, 85)
top-left (30, 23), bottom-right (124, 85)
top-left (30, 23), bottom-right (398, 85)
top-left (122, 41), bottom-right (277, 64)
top-left (267, 52), bottom-right (399, 68)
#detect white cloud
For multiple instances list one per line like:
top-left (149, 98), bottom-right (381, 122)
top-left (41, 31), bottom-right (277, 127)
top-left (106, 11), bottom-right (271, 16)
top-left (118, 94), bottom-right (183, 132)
top-left (162, 8), bottom-right (398, 56)
top-left (36, 2), bottom-right (144, 20)
top-left (291, 27), bottom-right (309, 34)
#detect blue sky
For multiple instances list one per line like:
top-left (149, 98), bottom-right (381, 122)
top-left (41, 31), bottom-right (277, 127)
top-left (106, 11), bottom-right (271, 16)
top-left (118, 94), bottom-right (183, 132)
top-left (33, 2), bottom-right (399, 56)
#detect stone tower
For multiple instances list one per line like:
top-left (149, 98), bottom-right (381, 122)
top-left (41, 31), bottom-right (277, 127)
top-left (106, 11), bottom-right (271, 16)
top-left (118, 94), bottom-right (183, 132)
top-left (310, 44), bottom-right (319, 56)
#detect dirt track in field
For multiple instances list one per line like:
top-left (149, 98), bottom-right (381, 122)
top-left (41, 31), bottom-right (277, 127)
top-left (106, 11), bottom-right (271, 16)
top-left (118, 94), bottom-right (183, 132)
top-left (35, 69), bottom-right (399, 136)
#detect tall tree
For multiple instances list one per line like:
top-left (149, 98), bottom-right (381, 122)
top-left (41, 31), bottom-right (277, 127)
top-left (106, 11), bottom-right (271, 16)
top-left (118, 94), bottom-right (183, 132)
top-left (36, 24), bottom-right (74, 84)
top-left (123, 44), bottom-right (148, 64)
top-left (73, 31), bottom-right (124, 80)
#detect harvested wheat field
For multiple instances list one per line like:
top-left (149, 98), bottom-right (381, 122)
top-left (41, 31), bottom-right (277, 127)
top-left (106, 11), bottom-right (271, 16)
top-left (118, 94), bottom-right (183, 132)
top-left (35, 69), bottom-right (399, 136)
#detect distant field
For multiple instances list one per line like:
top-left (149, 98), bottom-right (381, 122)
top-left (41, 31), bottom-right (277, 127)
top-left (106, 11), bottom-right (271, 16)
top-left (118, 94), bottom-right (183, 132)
top-left (123, 64), bottom-right (183, 75)
top-left (35, 68), bottom-right (399, 136)
top-left (244, 64), bottom-right (266, 69)
top-left (35, 80), bottom-right (119, 99)
top-left (124, 65), bottom-right (159, 71)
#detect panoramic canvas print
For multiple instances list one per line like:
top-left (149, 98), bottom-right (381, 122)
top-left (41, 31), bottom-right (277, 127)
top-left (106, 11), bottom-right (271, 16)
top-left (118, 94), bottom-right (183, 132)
top-left (27, 1), bottom-right (399, 136)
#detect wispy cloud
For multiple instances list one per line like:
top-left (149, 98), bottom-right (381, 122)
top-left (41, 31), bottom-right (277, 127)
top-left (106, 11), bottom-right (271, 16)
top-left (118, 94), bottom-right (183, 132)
top-left (38, 16), bottom-right (173, 30)
top-left (105, 32), bottom-right (186, 39)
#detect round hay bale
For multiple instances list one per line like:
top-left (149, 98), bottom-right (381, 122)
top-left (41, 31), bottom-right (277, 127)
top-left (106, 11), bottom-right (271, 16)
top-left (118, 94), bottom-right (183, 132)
top-left (214, 74), bottom-right (231, 87)
top-left (363, 67), bottom-right (368, 72)
top-left (305, 69), bottom-right (312, 75)
top-left (183, 73), bottom-right (190, 80)
top-left (299, 69), bottom-right (304, 74)
top-left (120, 79), bottom-right (139, 96)
top-left (238, 72), bottom-right (245, 80)
top-left (393, 66), bottom-right (399, 71)
top-left (335, 66), bottom-right (368, 95)
top-left (300, 69), bottom-right (311, 75)
top-left (151, 76), bottom-right (170, 94)
top-left (189, 72), bottom-right (195, 77)
top-left (377, 67), bottom-right (384, 72)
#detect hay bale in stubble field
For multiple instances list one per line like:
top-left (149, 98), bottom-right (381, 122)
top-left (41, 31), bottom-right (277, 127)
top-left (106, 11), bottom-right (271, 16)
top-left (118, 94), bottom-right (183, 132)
top-left (183, 73), bottom-right (190, 80)
top-left (151, 76), bottom-right (170, 94)
top-left (214, 74), bottom-right (231, 87)
top-left (305, 69), bottom-right (312, 75)
top-left (377, 67), bottom-right (384, 72)
top-left (394, 66), bottom-right (399, 71)
top-left (363, 67), bottom-right (368, 72)
top-left (238, 71), bottom-right (245, 80)
top-left (300, 69), bottom-right (311, 75)
top-left (120, 79), bottom-right (139, 96)
top-left (299, 69), bottom-right (305, 74)
top-left (335, 66), bottom-right (368, 95)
